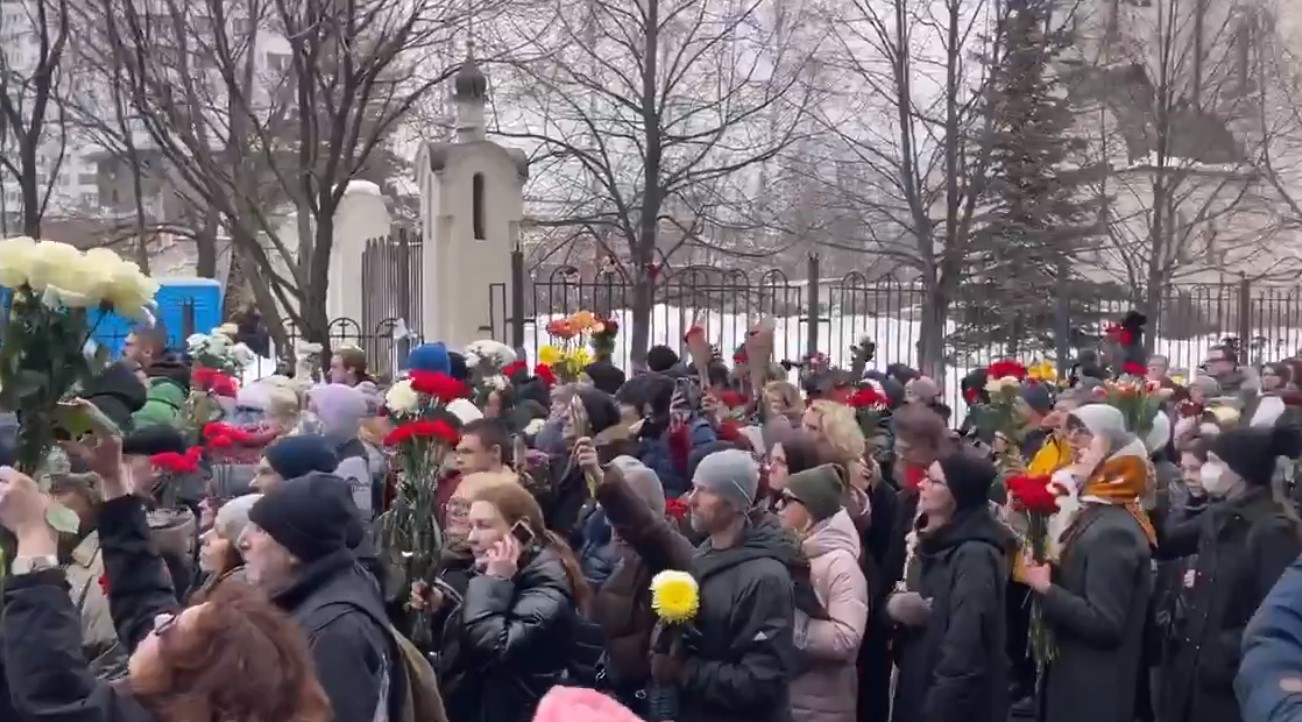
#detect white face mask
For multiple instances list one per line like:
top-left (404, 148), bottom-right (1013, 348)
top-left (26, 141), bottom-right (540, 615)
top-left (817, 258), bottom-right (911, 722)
top-left (1200, 462), bottom-right (1230, 496)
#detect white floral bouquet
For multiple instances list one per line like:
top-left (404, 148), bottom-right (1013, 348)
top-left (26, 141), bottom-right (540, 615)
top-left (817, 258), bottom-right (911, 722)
top-left (186, 327), bottom-right (255, 376)
top-left (463, 339), bottom-right (516, 408)
top-left (0, 237), bottom-right (159, 575)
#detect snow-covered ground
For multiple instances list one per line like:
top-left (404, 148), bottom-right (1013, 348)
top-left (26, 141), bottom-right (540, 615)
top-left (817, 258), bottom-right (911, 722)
top-left (239, 304), bottom-right (1302, 419)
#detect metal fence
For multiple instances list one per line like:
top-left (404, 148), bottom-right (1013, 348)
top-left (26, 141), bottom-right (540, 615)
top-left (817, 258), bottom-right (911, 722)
top-left (488, 252), bottom-right (1302, 379)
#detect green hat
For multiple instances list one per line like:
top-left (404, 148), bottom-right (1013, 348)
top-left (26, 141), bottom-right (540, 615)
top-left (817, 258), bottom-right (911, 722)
top-left (784, 463), bottom-right (845, 522)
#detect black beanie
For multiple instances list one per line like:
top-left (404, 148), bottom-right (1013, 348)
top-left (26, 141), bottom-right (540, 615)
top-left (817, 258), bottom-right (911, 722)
top-left (1211, 426), bottom-right (1302, 488)
top-left (575, 387), bottom-right (620, 435)
top-left (264, 435), bottom-right (339, 480)
top-left (448, 351), bottom-right (470, 382)
top-left (248, 472), bottom-right (358, 563)
top-left (938, 450), bottom-right (998, 511)
top-left (583, 361), bottom-right (627, 396)
top-left (646, 345), bottom-right (680, 373)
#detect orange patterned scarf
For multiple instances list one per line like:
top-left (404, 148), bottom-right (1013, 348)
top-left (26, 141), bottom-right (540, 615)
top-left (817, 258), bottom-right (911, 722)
top-left (1080, 454), bottom-right (1157, 546)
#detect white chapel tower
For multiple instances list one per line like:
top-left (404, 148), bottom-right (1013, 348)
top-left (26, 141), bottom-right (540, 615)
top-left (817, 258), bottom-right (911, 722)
top-left (416, 53), bottom-right (528, 348)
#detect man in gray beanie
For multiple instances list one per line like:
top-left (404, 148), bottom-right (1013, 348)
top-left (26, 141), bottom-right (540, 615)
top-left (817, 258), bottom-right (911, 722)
top-left (650, 447), bottom-right (797, 722)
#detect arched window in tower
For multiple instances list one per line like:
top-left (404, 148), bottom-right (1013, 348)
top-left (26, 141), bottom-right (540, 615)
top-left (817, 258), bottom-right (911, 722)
top-left (472, 172), bottom-right (486, 240)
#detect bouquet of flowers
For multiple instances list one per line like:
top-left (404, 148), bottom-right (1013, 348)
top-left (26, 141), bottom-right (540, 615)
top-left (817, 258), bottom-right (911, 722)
top-left (0, 239), bottom-right (158, 575)
top-left (186, 328), bottom-right (255, 376)
top-left (1007, 472), bottom-right (1066, 668)
top-left (980, 359), bottom-right (1029, 472)
top-left (1027, 359), bottom-right (1057, 383)
top-left (590, 315), bottom-right (618, 362)
top-left (541, 311), bottom-right (606, 382)
top-left (378, 369), bottom-right (469, 645)
top-left (847, 385), bottom-right (889, 438)
top-left (1097, 377), bottom-right (1166, 437)
top-left (463, 339), bottom-right (516, 408)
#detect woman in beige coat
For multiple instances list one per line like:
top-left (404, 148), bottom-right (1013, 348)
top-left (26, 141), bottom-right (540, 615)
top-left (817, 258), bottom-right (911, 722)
top-left (776, 464), bottom-right (870, 722)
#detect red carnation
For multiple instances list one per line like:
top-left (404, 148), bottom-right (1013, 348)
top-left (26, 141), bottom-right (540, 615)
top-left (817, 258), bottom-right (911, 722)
top-left (385, 419), bottom-right (460, 447)
top-left (903, 465), bottom-right (925, 491)
top-left (717, 390), bottom-right (747, 408)
top-left (503, 360), bottom-right (527, 378)
top-left (209, 434), bottom-right (234, 449)
top-left (964, 387), bottom-right (982, 404)
top-left (733, 348), bottom-right (748, 364)
top-left (1105, 323), bottom-right (1135, 346)
top-left (98, 573), bottom-right (109, 594)
top-left (534, 363), bottom-right (557, 387)
top-left (684, 326), bottom-right (705, 343)
top-left (1006, 474), bottom-right (1061, 515)
top-left (150, 449), bottom-right (202, 475)
top-left (664, 496), bottom-right (689, 521)
top-left (409, 371), bottom-right (469, 403)
top-left (1122, 361), bottom-right (1147, 377)
top-left (847, 386), bottom-right (887, 409)
top-left (987, 359), bottom-right (1028, 380)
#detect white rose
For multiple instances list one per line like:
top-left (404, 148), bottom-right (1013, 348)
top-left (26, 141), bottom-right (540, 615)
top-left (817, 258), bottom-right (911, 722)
top-left (0, 236), bottom-right (38, 288)
top-left (232, 342), bottom-right (256, 364)
top-left (524, 418), bottom-right (546, 436)
top-left (103, 258), bottom-right (159, 319)
top-left (187, 333), bottom-right (209, 350)
top-left (463, 351), bottom-right (481, 369)
top-left (24, 241), bottom-right (84, 293)
top-left (983, 376), bottom-right (1021, 395)
top-left (385, 379), bottom-right (419, 414)
top-left (487, 374), bottom-right (509, 391)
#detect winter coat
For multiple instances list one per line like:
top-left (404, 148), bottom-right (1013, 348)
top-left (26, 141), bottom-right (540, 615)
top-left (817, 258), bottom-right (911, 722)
top-left (440, 545), bottom-right (579, 722)
top-left (2, 568), bottom-right (160, 722)
top-left (639, 417), bottom-right (717, 496)
top-left (592, 467), bottom-right (696, 701)
top-left (131, 359), bottom-right (190, 429)
top-left (578, 507), bottom-right (621, 590)
top-left (539, 425), bottom-right (640, 540)
top-left (678, 518), bottom-right (798, 722)
top-left (1041, 503), bottom-right (1153, 722)
top-left (63, 531), bottom-right (115, 661)
top-left (892, 507), bottom-right (1013, 722)
top-left (790, 510), bottom-right (869, 722)
top-left (1238, 553), bottom-right (1302, 722)
top-left (97, 495), bottom-right (399, 722)
top-left (1158, 487), bottom-right (1301, 722)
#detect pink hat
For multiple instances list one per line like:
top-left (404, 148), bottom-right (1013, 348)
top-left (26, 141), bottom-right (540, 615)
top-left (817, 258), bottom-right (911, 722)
top-left (531, 686), bottom-right (641, 722)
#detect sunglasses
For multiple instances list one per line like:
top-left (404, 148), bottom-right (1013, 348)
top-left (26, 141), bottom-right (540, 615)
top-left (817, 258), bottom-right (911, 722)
top-left (775, 492), bottom-right (803, 510)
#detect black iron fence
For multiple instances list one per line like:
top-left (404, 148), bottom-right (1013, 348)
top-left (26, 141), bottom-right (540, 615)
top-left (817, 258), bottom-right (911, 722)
top-left (488, 252), bottom-right (1302, 383)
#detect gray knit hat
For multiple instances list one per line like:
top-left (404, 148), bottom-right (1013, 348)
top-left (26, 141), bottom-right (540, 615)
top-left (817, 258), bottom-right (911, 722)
top-left (692, 448), bottom-right (759, 511)
top-left (608, 456), bottom-right (665, 517)
top-left (214, 493), bottom-right (263, 542)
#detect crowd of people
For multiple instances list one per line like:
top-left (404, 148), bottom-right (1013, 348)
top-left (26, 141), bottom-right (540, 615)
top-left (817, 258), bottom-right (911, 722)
top-left (1, 318), bottom-right (1302, 722)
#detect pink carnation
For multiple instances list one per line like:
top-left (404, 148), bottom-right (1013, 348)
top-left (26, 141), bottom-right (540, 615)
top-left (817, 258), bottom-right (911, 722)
top-left (531, 686), bottom-right (641, 722)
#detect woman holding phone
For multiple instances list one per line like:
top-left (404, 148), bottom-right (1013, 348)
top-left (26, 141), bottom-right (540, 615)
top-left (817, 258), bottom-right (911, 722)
top-left (437, 482), bottom-right (592, 722)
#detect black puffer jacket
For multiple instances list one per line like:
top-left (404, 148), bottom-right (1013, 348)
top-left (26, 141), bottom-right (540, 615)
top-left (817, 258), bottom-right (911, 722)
top-left (679, 518), bottom-right (798, 722)
top-left (1159, 487), bottom-right (1301, 722)
top-left (440, 545), bottom-right (578, 722)
top-left (892, 507), bottom-right (1013, 722)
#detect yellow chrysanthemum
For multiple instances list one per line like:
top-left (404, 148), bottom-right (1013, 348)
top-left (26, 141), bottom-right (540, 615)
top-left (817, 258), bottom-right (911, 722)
top-left (650, 570), bottom-right (700, 624)
top-left (567, 346), bottom-right (593, 367)
top-left (1027, 360), bottom-right (1057, 382)
top-left (1170, 374), bottom-right (1187, 387)
top-left (538, 345), bottom-right (562, 366)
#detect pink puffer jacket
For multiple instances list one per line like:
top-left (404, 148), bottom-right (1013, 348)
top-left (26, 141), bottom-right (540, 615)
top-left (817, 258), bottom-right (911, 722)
top-left (790, 509), bottom-right (870, 722)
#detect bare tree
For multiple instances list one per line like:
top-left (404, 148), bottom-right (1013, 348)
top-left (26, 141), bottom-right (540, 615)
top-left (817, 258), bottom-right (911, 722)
top-left (809, 0), bottom-right (1008, 375)
top-left (76, 0), bottom-right (476, 355)
top-left (0, 0), bottom-right (72, 237)
top-left (1255, 23), bottom-right (1302, 235)
top-left (1074, 0), bottom-right (1294, 316)
top-left (489, 0), bottom-right (822, 361)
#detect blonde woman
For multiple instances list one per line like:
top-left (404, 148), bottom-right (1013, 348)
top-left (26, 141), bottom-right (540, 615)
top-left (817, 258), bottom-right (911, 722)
top-left (764, 380), bottom-right (804, 426)
top-left (801, 400), bottom-right (874, 534)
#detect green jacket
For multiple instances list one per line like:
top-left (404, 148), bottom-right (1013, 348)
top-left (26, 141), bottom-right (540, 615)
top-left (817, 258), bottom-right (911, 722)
top-left (132, 377), bottom-right (187, 429)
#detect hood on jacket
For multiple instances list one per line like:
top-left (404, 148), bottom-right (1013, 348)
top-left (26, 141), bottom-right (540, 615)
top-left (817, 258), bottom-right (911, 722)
top-left (919, 505), bottom-right (1016, 557)
top-left (802, 509), bottom-right (862, 561)
top-left (82, 361), bottom-right (148, 429)
top-left (696, 512), bottom-right (800, 579)
top-left (309, 383), bottom-right (367, 443)
top-left (147, 356), bottom-right (192, 393)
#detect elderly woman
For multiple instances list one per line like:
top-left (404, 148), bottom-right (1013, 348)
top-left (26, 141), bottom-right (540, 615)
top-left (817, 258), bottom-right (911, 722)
top-left (1021, 405), bottom-right (1155, 722)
